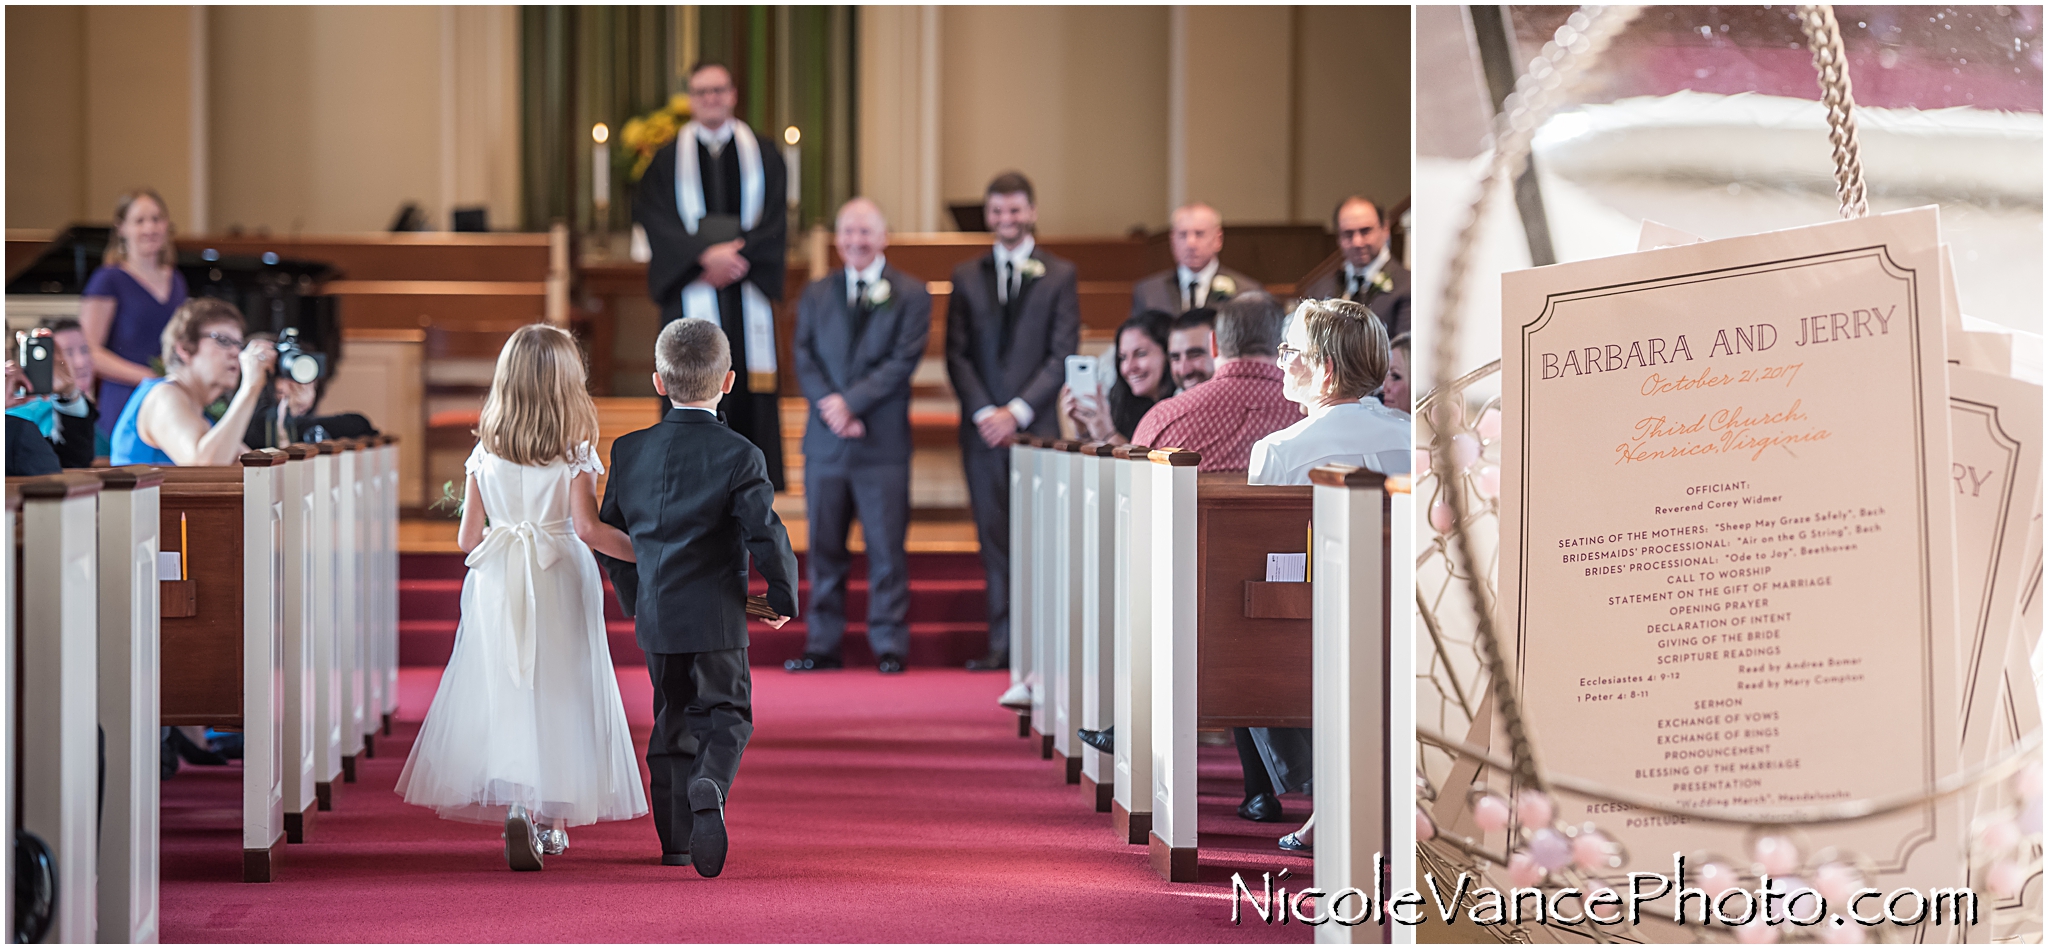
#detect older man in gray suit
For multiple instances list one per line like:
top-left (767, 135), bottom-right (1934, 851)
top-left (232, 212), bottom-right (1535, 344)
top-left (945, 171), bottom-right (1081, 672)
top-left (787, 197), bottom-right (931, 675)
top-left (1130, 203), bottom-right (1262, 316)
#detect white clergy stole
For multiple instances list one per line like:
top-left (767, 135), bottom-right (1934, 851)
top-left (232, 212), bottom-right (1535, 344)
top-left (675, 119), bottom-right (777, 391)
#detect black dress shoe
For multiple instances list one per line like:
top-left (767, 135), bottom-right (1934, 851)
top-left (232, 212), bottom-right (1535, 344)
top-left (783, 652), bottom-right (843, 672)
top-left (168, 728), bottom-right (228, 766)
top-left (877, 653), bottom-right (906, 674)
top-left (1078, 726), bottom-right (1115, 754)
top-left (687, 778), bottom-right (728, 878)
top-left (660, 853), bottom-right (690, 866)
top-left (964, 650), bottom-right (1009, 672)
top-left (1238, 792), bottom-right (1284, 822)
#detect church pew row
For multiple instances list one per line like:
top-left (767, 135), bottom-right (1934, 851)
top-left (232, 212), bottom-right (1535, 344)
top-left (1007, 437), bottom-right (1404, 891)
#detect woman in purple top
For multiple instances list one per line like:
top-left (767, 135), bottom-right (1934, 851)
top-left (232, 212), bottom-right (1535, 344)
top-left (79, 188), bottom-right (188, 434)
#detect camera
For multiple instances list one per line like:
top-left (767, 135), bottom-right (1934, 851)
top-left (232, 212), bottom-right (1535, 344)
top-left (275, 327), bottom-right (325, 385)
top-left (16, 328), bottom-right (53, 394)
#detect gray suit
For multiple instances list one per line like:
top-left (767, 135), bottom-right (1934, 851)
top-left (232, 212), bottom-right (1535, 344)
top-left (1129, 264), bottom-right (1263, 316)
top-left (945, 248), bottom-right (1081, 654)
top-left (793, 265), bottom-right (932, 659)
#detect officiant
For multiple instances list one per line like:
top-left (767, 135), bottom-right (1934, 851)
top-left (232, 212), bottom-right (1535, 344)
top-left (634, 62), bottom-right (790, 488)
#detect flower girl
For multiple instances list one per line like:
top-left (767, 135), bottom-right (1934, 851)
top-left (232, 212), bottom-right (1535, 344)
top-left (396, 323), bottom-right (647, 870)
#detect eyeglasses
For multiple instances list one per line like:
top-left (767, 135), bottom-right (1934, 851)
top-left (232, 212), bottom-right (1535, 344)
top-left (205, 332), bottom-right (245, 351)
top-left (688, 83), bottom-right (733, 97)
top-left (1277, 345), bottom-right (1314, 368)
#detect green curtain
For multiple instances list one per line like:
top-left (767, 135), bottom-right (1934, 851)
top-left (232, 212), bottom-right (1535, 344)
top-left (521, 5), bottom-right (854, 234)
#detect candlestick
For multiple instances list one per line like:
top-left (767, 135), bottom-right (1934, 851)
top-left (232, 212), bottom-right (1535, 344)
top-left (782, 126), bottom-right (801, 209)
top-left (592, 123), bottom-right (611, 213)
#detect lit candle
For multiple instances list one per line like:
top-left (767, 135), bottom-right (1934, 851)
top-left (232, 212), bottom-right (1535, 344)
top-left (592, 123), bottom-right (611, 213)
top-left (782, 126), bottom-right (801, 208)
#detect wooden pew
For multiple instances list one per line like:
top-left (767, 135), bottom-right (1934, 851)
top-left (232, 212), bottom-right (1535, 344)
top-left (276, 445), bottom-right (321, 841)
top-left (1077, 443), bottom-right (1118, 812)
top-left (1029, 437), bottom-right (1060, 760)
top-left (4, 483), bottom-right (13, 944)
top-left (1308, 464), bottom-right (1409, 945)
top-left (1044, 441), bottom-right (1087, 783)
top-left (309, 442), bottom-right (345, 809)
top-left (1110, 445), bottom-right (1157, 844)
top-left (16, 473), bottom-right (102, 939)
top-left (1148, 451), bottom-right (1318, 882)
top-left (158, 451), bottom-right (289, 882)
top-left (373, 436), bottom-right (401, 737)
top-left (1007, 436), bottom-right (1043, 741)
top-left (334, 440), bottom-right (369, 778)
top-left (92, 466), bottom-right (163, 942)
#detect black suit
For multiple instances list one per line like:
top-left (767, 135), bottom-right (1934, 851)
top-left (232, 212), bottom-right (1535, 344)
top-left (1300, 258), bottom-right (1411, 341)
top-left (597, 408), bottom-right (798, 855)
top-left (1130, 264), bottom-right (1263, 316)
top-left (944, 247), bottom-right (1080, 655)
top-left (6, 414), bottom-right (61, 476)
top-left (633, 127), bottom-right (790, 489)
top-left (793, 265), bottom-right (930, 658)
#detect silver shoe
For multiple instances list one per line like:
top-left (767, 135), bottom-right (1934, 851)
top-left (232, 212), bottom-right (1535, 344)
top-left (505, 806), bottom-right (544, 871)
top-left (539, 825), bottom-right (569, 856)
top-left (1278, 832), bottom-right (1312, 853)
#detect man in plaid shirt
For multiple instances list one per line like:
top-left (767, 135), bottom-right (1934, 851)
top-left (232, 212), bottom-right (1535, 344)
top-left (1131, 293), bottom-right (1301, 472)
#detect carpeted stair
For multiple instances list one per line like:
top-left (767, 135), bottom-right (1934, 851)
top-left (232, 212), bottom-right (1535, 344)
top-left (399, 551), bottom-right (991, 668)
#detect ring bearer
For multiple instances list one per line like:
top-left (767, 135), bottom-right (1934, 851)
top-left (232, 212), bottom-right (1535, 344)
top-left (785, 198), bottom-right (931, 675)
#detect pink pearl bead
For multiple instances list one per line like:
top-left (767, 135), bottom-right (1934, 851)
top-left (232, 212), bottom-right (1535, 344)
top-left (1529, 829), bottom-right (1571, 871)
top-left (1450, 433), bottom-right (1481, 470)
top-left (1697, 861), bottom-right (1740, 897)
top-left (1753, 835), bottom-right (1800, 877)
top-left (1515, 790), bottom-right (1553, 829)
top-left (1507, 851), bottom-right (1543, 887)
top-left (1430, 501), bottom-right (1455, 534)
top-left (1472, 794), bottom-right (1510, 833)
top-left (1990, 859), bottom-right (2026, 898)
top-left (1416, 807), bottom-right (1436, 842)
top-left (1571, 830), bottom-right (1610, 871)
top-left (1476, 464), bottom-right (1501, 499)
top-left (1476, 407), bottom-right (1501, 441)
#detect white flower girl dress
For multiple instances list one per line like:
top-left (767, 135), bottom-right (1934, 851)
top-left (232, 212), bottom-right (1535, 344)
top-left (397, 442), bottom-right (647, 836)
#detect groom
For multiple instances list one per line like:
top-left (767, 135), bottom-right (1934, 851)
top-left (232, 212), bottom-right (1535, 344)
top-left (598, 317), bottom-right (799, 877)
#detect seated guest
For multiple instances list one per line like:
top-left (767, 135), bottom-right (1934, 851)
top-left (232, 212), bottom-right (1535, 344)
top-left (1299, 196), bottom-right (1409, 340)
top-left (1131, 204), bottom-right (1261, 316)
top-left (6, 327), bottom-right (100, 468)
top-left (1379, 332), bottom-right (1410, 414)
top-left (1130, 294), bottom-right (1300, 472)
top-left (4, 371), bottom-right (62, 475)
top-left (1166, 307), bottom-right (1217, 390)
top-left (111, 298), bottom-right (277, 466)
top-left (44, 317), bottom-right (111, 460)
top-left (80, 188), bottom-right (189, 435)
top-left (1061, 309), bottom-right (1173, 446)
top-left (1249, 299), bottom-right (1410, 484)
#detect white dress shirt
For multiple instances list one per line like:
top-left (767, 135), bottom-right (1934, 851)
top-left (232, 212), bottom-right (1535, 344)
top-left (670, 403), bottom-right (717, 416)
top-left (845, 255), bottom-right (888, 307)
top-left (1247, 399), bottom-right (1412, 485)
top-left (974, 236), bottom-right (1041, 430)
top-left (696, 121), bottom-right (735, 156)
top-left (1175, 258), bottom-right (1222, 310)
top-left (1343, 246), bottom-right (1391, 299)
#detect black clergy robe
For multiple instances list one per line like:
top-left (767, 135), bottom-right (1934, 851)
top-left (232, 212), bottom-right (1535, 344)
top-left (634, 130), bottom-right (790, 489)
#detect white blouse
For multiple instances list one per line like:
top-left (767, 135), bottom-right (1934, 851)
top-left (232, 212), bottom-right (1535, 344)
top-left (1247, 400), bottom-right (1412, 485)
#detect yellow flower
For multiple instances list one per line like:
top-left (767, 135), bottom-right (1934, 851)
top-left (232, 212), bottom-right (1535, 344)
top-left (668, 93), bottom-right (691, 114)
top-left (622, 117), bottom-right (647, 148)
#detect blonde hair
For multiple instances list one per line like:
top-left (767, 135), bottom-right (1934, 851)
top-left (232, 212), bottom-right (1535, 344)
top-left (161, 297), bottom-right (245, 371)
top-left (104, 188), bottom-right (176, 268)
top-left (476, 323), bottom-right (600, 467)
top-left (1296, 298), bottom-right (1389, 401)
top-left (654, 317), bottom-right (731, 402)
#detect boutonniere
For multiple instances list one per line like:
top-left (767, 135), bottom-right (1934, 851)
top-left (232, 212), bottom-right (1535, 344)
top-left (1369, 270), bottom-right (1394, 295)
top-left (1019, 257), bottom-right (1046, 280)
top-left (1210, 274), bottom-right (1237, 298)
top-left (866, 279), bottom-right (893, 306)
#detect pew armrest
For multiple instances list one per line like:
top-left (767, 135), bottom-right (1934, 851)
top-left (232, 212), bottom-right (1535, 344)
top-left (162, 579), bottom-right (197, 618)
top-left (1242, 580), bottom-right (1313, 620)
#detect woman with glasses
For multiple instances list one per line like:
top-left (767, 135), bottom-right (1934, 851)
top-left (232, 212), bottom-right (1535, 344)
top-left (1250, 298), bottom-right (1411, 484)
top-left (79, 188), bottom-right (189, 435)
top-left (110, 297), bottom-right (277, 466)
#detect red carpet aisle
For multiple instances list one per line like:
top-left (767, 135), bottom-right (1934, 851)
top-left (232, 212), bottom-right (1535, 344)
top-left (159, 554), bottom-right (1316, 942)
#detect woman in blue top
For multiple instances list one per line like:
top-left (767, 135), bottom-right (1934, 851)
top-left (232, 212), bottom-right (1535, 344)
top-left (80, 188), bottom-right (189, 435)
top-left (110, 297), bottom-right (275, 466)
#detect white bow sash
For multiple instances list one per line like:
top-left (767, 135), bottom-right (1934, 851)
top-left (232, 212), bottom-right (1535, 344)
top-left (464, 519), bottom-right (574, 689)
top-left (676, 119), bottom-right (777, 391)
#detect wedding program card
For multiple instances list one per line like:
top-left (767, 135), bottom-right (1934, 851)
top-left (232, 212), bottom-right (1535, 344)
top-left (1949, 366), bottom-right (2042, 766)
top-left (1501, 207), bottom-right (1963, 887)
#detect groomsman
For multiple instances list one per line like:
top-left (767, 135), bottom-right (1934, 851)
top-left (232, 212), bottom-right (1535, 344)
top-left (945, 172), bottom-right (1080, 671)
top-left (787, 199), bottom-right (930, 675)
top-left (1131, 203), bottom-right (1262, 316)
top-left (634, 62), bottom-right (791, 489)
top-left (1299, 195), bottom-right (1409, 340)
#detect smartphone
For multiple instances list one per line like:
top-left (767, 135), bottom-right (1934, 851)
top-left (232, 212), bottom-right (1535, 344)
top-left (18, 329), bottom-right (53, 395)
top-left (1064, 354), bottom-right (1101, 404)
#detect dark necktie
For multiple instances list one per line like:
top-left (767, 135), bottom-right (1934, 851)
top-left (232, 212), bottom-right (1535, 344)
top-left (1183, 277), bottom-right (1197, 311)
top-left (851, 278), bottom-right (872, 347)
top-left (1346, 271), bottom-right (1362, 301)
top-left (999, 261), bottom-right (1022, 357)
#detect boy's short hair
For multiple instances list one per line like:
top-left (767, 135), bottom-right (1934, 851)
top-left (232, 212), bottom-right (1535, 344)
top-left (656, 318), bottom-right (731, 402)
top-left (1215, 293), bottom-right (1284, 358)
top-left (984, 171), bottom-right (1035, 205)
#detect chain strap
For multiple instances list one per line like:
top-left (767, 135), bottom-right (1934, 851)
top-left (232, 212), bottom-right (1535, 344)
top-left (1798, 4), bottom-right (1870, 218)
top-left (1430, 5), bottom-right (1644, 795)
